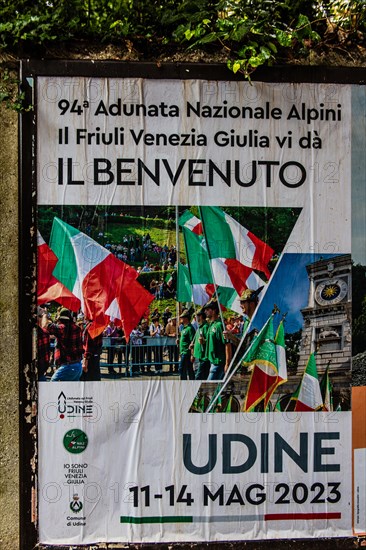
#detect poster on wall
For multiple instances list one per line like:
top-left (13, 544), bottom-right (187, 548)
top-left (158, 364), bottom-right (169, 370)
top-left (34, 74), bottom-right (359, 544)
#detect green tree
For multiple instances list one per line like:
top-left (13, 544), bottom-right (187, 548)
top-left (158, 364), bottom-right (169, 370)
top-left (353, 294), bottom-right (366, 355)
top-left (0, 0), bottom-right (365, 85)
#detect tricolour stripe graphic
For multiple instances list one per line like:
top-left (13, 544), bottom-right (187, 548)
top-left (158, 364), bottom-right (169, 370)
top-left (120, 512), bottom-right (341, 524)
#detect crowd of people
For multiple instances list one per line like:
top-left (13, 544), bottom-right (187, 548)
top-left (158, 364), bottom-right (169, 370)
top-left (176, 290), bottom-right (258, 382)
top-left (99, 232), bottom-right (178, 300)
top-left (37, 289), bottom-right (261, 383)
top-left (102, 232), bottom-right (177, 273)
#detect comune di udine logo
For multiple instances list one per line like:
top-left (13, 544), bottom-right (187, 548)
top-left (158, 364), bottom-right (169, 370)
top-left (70, 493), bottom-right (83, 513)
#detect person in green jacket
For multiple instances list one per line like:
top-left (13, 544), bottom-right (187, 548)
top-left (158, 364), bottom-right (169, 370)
top-left (203, 298), bottom-right (232, 381)
top-left (178, 310), bottom-right (196, 380)
top-left (190, 308), bottom-right (210, 380)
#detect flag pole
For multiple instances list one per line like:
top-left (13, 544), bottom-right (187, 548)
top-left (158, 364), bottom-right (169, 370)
top-left (256, 309), bottom-right (286, 409)
top-left (320, 360), bottom-right (332, 411)
top-left (220, 269), bottom-right (278, 385)
top-left (222, 317), bottom-right (253, 382)
top-left (175, 205), bottom-right (181, 321)
top-left (197, 206), bottom-right (226, 329)
top-left (177, 211), bottom-right (201, 339)
top-left (221, 286), bottom-right (271, 384)
top-left (181, 227), bottom-right (203, 330)
top-left (221, 247), bottom-right (286, 383)
top-left (206, 311), bottom-right (276, 413)
top-left (284, 351), bottom-right (319, 412)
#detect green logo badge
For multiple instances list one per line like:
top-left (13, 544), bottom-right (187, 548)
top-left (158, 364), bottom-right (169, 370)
top-left (63, 429), bottom-right (88, 454)
top-left (70, 494), bottom-right (83, 513)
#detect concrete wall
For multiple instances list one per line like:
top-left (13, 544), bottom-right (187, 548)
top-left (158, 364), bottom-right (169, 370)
top-left (0, 99), bottom-right (19, 548)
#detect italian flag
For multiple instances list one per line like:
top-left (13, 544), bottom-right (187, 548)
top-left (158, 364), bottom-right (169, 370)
top-left (179, 210), bottom-right (203, 235)
top-left (177, 263), bottom-right (193, 303)
top-left (242, 315), bottom-right (279, 412)
top-left (320, 364), bottom-right (333, 411)
top-left (275, 320), bottom-right (288, 385)
top-left (267, 320), bottom-right (288, 405)
top-left (293, 353), bottom-right (323, 412)
top-left (37, 231), bottom-right (81, 312)
top-left (176, 262), bottom-right (215, 305)
top-left (49, 218), bottom-right (154, 339)
top-left (210, 257), bottom-right (265, 313)
top-left (180, 226), bottom-right (214, 305)
top-left (199, 206), bottom-right (274, 279)
top-left (179, 210), bottom-right (266, 313)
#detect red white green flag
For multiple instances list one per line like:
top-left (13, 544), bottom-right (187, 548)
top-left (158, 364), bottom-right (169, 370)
top-left (179, 210), bottom-right (203, 235)
top-left (242, 315), bottom-right (279, 412)
top-left (49, 218), bottom-right (154, 339)
top-left (179, 210), bottom-right (266, 313)
top-left (37, 231), bottom-right (81, 312)
top-left (275, 320), bottom-right (288, 385)
top-left (320, 364), bottom-right (333, 411)
top-left (211, 256), bottom-right (265, 313)
top-left (177, 263), bottom-right (193, 303)
top-left (177, 262), bottom-right (214, 305)
top-left (293, 353), bottom-right (323, 412)
top-left (199, 206), bottom-right (274, 279)
top-left (180, 224), bottom-right (214, 305)
top-left (266, 320), bottom-right (288, 405)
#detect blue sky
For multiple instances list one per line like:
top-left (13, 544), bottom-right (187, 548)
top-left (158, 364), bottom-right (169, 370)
top-left (252, 253), bottom-right (341, 334)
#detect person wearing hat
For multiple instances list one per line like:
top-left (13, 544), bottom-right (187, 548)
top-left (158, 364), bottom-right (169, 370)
top-left (178, 310), bottom-right (196, 380)
top-left (42, 308), bottom-right (83, 381)
top-left (239, 287), bottom-right (262, 321)
top-left (190, 309), bottom-right (210, 380)
top-left (202, 299), bottom-right (232, 380)
top-left (224, 287), bottom-right (262, 345)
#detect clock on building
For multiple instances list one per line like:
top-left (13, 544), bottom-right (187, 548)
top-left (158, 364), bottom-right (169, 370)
top-left (298, 254), bottom-right (351, 375)
top-left (314, 278), bottom-right (348, 306)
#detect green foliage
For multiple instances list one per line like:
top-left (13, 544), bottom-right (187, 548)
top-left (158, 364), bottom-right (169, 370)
top-left (105, 222), bottom-right (178, 253)
top-left (137, 270), bottom-right (174, 289)
top-left (352, 263), bottom-right (366, 319)
top-left (0, 68), bottom-right (31, 112)
top-left (353, 294), bottom-right (366, 355)
top-left (171, 0), bottom-right (323, 77)
top-left (315, 0), bottom-right (366, 33)
top-left (143, 297), bottom-right (178, 321)
top-left (352, 263), bottom-right (366, 354)
top-left (285, 329), bottom-right (301, 371)
top-left (0, 0), bottom-right (365, 86)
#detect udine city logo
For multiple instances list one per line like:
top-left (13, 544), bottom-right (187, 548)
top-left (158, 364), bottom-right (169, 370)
top-left (58, 391), bottom-right (94, 420)
top-left (63, 429), bottom-right (88, 454)
top-left (70, 494), bottom-right (83, 513)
